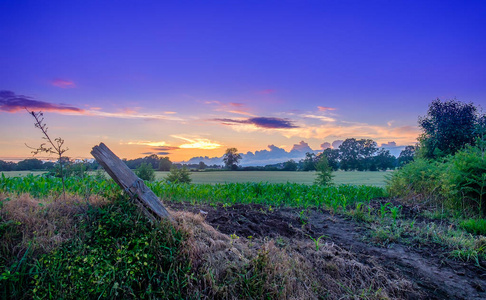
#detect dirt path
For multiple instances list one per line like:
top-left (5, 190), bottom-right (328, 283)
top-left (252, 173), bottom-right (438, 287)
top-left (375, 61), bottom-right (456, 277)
top-left (167, 202), bottom-right (486, 299)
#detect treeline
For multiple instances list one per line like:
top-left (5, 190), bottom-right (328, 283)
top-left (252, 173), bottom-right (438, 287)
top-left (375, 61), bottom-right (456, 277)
top-left (0, 158), bottom-right (99, 172)
top-left (290, 138), bottom-right (415, 172)
top-left (122, 154), bottom-right (222, 171)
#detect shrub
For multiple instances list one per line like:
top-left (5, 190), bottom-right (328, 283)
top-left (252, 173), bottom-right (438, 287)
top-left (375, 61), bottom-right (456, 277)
top-left (459, 218), bottom-right (486, 235)
top-left (444, 146), bottom-right (486, 215)
top-left (386, 157), bottom-right (446, 204)
top-left (165, 167), bottom-right (192, 184)
top-left (314, 155), bottom-right (333, 186)
top-left (136, 162), bottom-right (156, 182)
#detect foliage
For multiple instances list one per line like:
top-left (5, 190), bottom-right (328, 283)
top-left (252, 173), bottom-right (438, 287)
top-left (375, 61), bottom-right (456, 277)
top-left (373, 149), bottom-right (397, 171)
top-left (314, 155), bottom-right (334, 186)
top-left (165, 167), bottom-right (192, 184)
top-left (443, 146), bottom-right (486, 214)
top-left (223, 148), bottom-right (242, 170)
top-left (135, 162), bottom-right (156, 182)
top-left (459, 218), bottom-right (486, 236)
top-left (301, 152), bottom-right (318, 171)
top-left (339, 138), bottom-right (378, 171)
top-left (158, 157), bottom-right (172, 171)
top-left (418, 99), bottom-right (480, 159)
top-left (198, 161), bottom-right (207, 170)
top-left (386, 157), bottom-right (446, 204)
top-left (321, 148), bottom-right (340, 171)
top-left (282, 159), bottom-right (298, 171)
top-left (398, 145), bottom-right (416, 166)
top-left (30, 197), bottom-right (191, 299)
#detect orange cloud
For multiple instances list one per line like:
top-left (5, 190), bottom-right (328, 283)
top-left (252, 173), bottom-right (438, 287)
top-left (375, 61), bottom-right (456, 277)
top-left (51, 79), bottom-right (76, 88)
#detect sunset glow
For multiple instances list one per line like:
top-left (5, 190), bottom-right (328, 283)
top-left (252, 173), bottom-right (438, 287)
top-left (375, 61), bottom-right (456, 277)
top-left (0, 1), bottom-right (485, 163)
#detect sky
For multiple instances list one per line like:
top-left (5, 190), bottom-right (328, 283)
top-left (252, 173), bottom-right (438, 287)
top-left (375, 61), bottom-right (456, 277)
top-left (1, 0), bottom-right (485, 164)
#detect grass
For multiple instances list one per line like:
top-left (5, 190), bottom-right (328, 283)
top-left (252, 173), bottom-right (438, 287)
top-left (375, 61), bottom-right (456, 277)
top-left (2, 170), bottom-right (391, 187)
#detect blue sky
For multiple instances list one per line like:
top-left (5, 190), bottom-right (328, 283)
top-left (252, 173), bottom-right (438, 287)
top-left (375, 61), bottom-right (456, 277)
top-left (1, 0), bottom-right (485, 162)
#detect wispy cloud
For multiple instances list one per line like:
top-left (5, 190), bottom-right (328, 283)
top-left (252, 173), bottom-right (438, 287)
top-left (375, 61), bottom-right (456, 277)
top-left (171, 135), bottom-right (222, 149)
top-left (86, 110), bottom-right (184, 121)
top-left (205, 100), bottom-right (255, 116)
top-left (0, 90), bottom-right (84, 113)
top-left (300, 114), bottom-right (336, 122)
top-left (51, 79), bottom-right (76, 88)
top-left (214, 117), bottom-right (298, 129)
top-left (317, 106), bottom-right (336, 111)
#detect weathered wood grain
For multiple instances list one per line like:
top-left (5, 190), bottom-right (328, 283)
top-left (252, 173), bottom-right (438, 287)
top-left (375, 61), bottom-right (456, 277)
top-left (91, 142), bottom-right (172, 220)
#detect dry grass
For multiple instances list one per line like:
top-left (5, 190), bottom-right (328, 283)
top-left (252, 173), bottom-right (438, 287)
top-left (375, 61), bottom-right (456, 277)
top-left (171, 209), bottom-right (414, 299)
top-left (0, 192), bottom-right (108, 258)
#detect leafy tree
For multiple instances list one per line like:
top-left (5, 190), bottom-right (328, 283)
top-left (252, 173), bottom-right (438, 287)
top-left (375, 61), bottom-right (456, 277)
top-left (165, 167), bottom-right (192, 183)
top-left (418, 99), bottom-right (479, 158)
top-left (136, 162), bottom-right (156, 181)
top-left (373, 149), bottom-right (397, 171)
top-left (301, 153), bottom-right (318, 171)
top-left (223, 148), bottom-right (242, 170)
top-left (320, 149), bottom-right (340, 171)
top-left (143, 154), bottom-right (160, 169)
top-left (398, 146), bottom-right (416, 166)
top-left (282, 159), bottom-right (298, 171)
top-left (315, 155), bottom-right (333, 186)
top-left (0, 160), bottom-right (15, 171)
top-left (16, 158), bottom-right (44, 170)
top-left (198, 161), bottom-right (207, 170)
top-left (339, 138), bottom-right (377, 171)
top-left (158, 157), bottom-right (172, 171)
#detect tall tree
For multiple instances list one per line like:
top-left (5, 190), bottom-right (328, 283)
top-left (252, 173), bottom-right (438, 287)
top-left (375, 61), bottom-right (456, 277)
top-left (398, 146), bottom-right (416, 166)
top-left (418, 99), bottom-right (479, 158)
top-left (339, 138), bottom-right (377, 171)
top-left (158, 157), bottom-right (172, 171)
top-left (223, 148), bottom-right (242, 170)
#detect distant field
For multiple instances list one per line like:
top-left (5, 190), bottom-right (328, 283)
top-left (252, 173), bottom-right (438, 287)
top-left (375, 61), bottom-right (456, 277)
top-left (1, 170), bottom-right (391, 187)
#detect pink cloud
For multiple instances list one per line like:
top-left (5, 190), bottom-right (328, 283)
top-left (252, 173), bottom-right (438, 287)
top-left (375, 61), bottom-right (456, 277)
top-left (317, 106), bottom-right (336, 111)
top-left (51, 79), bottom-right (76, 88)
top-left (257, 89), bottom-right (276, 95)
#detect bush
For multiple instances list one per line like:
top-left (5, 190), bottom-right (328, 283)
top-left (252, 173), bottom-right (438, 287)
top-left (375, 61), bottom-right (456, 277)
top-left (314, 155), bottom-right (333, 186)
top-left (136, 162), bottom-right (156, 182)
top-left (165, 167), bottom-right (192, 184)
top-left (32, 197), bottom-right (191, 299)
top-left (386, 157), bottom-right (446, 203)
top-left (444, 146), bottom-right (486, 214)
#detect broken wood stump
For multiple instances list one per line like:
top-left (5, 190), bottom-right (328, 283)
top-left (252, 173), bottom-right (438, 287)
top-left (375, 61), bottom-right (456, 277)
top-left (91, 142), bottom-right (172, 220)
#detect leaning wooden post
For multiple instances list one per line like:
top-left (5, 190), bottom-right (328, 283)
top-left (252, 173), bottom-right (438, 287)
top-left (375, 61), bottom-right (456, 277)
top-left (91, 142), bottom-right (172, 220)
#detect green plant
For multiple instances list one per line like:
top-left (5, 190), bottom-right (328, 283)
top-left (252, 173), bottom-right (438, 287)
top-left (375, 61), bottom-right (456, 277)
top-left (459, 218), bottom-right (486, 235)
top-left (165, 167), bottom-right (192, 184)
top-left (26, 110), bottom-right (69, 198)
top-left (307, 234), bottom-right (328, 251)
top-left (135, 162), bottom-right (156, 181)
top-left (314, 155), bottom-right (334, 186)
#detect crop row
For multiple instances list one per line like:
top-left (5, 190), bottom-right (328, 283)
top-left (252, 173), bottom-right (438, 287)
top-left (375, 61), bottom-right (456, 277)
top-left (0, 174), bottom-right (386, 208)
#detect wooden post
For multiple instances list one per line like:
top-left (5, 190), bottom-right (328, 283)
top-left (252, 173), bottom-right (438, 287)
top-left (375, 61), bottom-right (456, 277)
top-left (91, 142), bottom-right (172, 220)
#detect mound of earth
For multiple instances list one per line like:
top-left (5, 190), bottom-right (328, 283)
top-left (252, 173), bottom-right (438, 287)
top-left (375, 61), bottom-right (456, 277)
top-left (167, 201), bottom-right (486, 300)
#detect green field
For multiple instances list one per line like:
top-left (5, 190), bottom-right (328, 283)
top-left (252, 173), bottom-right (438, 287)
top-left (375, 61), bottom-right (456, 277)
top-left (1, 170), bottom-right (391, 187)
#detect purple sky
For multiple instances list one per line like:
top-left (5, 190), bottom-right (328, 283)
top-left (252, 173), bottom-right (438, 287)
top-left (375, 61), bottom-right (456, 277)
top-left (1, 0), bottom-right (485, 162)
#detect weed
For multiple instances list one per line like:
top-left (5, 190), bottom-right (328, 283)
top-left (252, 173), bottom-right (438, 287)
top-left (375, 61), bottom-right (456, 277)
top-left (307, 234), bottom-right (328, 251)
top-left (459, 218), bottom-right (486, 235)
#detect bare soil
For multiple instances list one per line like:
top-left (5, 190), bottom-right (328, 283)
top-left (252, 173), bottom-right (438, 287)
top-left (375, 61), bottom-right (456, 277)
top-left (167, 201), bottom-right (486, 300)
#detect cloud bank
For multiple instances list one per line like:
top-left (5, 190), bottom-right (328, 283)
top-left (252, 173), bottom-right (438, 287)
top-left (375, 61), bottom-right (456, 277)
top-left (0, 90), bottom-right (84, 113)
top-left (214, 116), bottom-right (298, 129)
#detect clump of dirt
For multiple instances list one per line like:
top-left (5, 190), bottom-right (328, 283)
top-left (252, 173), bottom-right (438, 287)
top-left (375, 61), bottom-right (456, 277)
top-left (166, 201), bottom-right (486, 300)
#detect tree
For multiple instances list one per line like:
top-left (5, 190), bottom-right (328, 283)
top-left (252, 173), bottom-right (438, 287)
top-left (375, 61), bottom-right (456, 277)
top-left (223, 148), bottom-right (242, 170)
top-left (338, 138), bottom-right (377, 171)
top-left (398, 146), bottom-right (416, 166)
top-left (136, 162), bottom-right (156, 181)
top-left (315, 155), bottom-right (333, 186)
top-left (373, 149), bottom-right (397, 171)
top-left (418, 99), bottom-right (479, 158)
top-left (301, 153), bottom-right (318, 171)
top-left (158, 157), bottom-right (172, 171)
top-left (282, 159), bottom-right (298, 171)
top-left (198, 161), bottom-right (207, 170)
top-left (16, 158), bottom-right (44, 170)
top-left (321, 148), bottom-right (340, 171)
